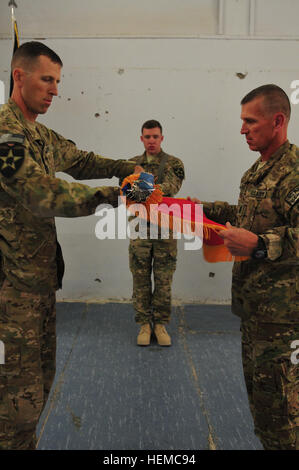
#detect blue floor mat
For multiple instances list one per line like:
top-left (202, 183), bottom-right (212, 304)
top-left (36, 303), bottom-right (262, 450)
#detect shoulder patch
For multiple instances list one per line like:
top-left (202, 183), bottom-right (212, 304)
top-left (0, 142), bottom-right (25, 178)
top-left (0, 133), bottom-right (25, 145)
top-left (173, 162), bottom-right (185, 180)
top-left (285, 185), bottom-right (299, 208)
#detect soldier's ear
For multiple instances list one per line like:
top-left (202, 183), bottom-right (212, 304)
top-left (12, 67), bottom-right (26, 86)
top-left (273, 112), bottom-right (285, 130)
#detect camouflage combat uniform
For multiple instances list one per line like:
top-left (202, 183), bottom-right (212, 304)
top-left (0, 99), bottom-right (136, 449)
top-left (203, 141), bottom-right (299, 449)
top-left (126, 150), bottom-right (184, 325)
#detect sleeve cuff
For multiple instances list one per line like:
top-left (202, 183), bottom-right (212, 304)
top-left (259, 233), bottom-right (282, 261)
top-left (95, 187), bottom-right (120, 208)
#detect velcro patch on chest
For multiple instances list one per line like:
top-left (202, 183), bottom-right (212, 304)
top-left (250, 189), bottom-right (267, 199)
top-left (285, 185), bottom-right (299, 208)
top-left (0, 142), bottom-right (25, 178)
top-left (0, 133), bottom-right (25, 145)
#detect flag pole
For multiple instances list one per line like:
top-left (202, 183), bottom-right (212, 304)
top-left (9, 0), bottom-right (20, 97)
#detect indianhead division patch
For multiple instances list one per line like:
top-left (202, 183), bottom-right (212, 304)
top-left (0, 142), bottom-right (25, 178)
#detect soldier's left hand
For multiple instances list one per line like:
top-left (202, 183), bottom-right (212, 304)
top-left (218, 222), bottom-right (259, 256)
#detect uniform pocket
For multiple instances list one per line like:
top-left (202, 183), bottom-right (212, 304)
top-left (0, 345), bottom-right (21, 432)
top-left (0, 343), bottom-right (21, 378)
top-left (237, 197), bottom-right (258, 230)
top-left (23, 237), bottom-right (48, 259)
top-left (42, 145), bottom-right (55, 176)
top-left (0, 208), bottom-right (20, 252)
top-left (273, 360), bottom-right (298, 418)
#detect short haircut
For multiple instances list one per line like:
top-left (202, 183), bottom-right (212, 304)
top-left (11, 41), bottom-right (63, 72)
top-left (141, 120), bottom-right (163, 134)
top-left (241, 84), bottom-right (291, 120)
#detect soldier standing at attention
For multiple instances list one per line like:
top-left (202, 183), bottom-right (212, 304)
top-left (192, 84), bottom-right (298, 450)
top-left (126, 120), bottom-right (185, 347)
top-left (0, 41), bottom-right (140, 450)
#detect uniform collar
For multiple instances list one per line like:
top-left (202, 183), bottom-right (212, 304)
top-left (143, 149), bottom-right (165, 162)
top-left (8, 98), bottom-right (41, 141)
top-left (264, 140), bottom-right (290, 162)
top-left (245, 140), bottom-right (291, 183)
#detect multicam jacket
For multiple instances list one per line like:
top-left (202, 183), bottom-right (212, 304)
top-left (127, 150), bottom-right (185, 197)
top-left (123, 150), bottom-right (185, 236)
top-left (0, 99), bottom-right (136, 293)
top-left (203, 141), bottom-right (299, 323)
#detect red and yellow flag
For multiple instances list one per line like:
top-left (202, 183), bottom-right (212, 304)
top-left (121, 173), bottom-right (248, 263)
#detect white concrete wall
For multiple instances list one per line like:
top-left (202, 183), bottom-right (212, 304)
top-left (0, 2), bottom-right (298, 302)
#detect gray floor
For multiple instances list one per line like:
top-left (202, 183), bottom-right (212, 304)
top-left (36, 303), bottom-right (263, 450)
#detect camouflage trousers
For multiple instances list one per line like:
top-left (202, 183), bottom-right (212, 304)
top-left (0, 279), bottom-right (56, 450)
top-left (129, 237), bottom-right (177, 324)
top-left (241, 318), bottom-right (299, 450)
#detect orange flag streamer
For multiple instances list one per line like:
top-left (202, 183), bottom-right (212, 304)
top-left (121, 173), bottom-right (248, 263)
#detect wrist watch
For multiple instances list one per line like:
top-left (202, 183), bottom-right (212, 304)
top-left (251, 236), bottom-right (268, 260)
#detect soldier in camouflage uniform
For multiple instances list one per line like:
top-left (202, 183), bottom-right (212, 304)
top-left (194, 85), bottom-right (298, 450)
top-left (0, 41), bottom-right (138, 450)
top-left (126, 120), bottom-right (185, 347)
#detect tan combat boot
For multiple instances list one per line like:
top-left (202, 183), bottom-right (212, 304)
top-left (137, 323), bottom-right (152, 346)
top-left (154, 324), bottom-right (171, 346)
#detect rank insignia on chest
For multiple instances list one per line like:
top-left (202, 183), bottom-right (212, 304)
top-left (0, 142), bottom-right (25, 178)
top-left (250, 189), bottom-right (267, 199)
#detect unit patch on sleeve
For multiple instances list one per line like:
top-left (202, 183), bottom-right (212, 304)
top-left (285, 185), bottom-right (299, 208)
top-left (173, 163), bottom-right (185, 180)
top-left (0, 141), bottom-right (25, 178)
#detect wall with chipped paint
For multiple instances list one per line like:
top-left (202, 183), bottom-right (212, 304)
top-left (0, 3), bottom-right (299, 303)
